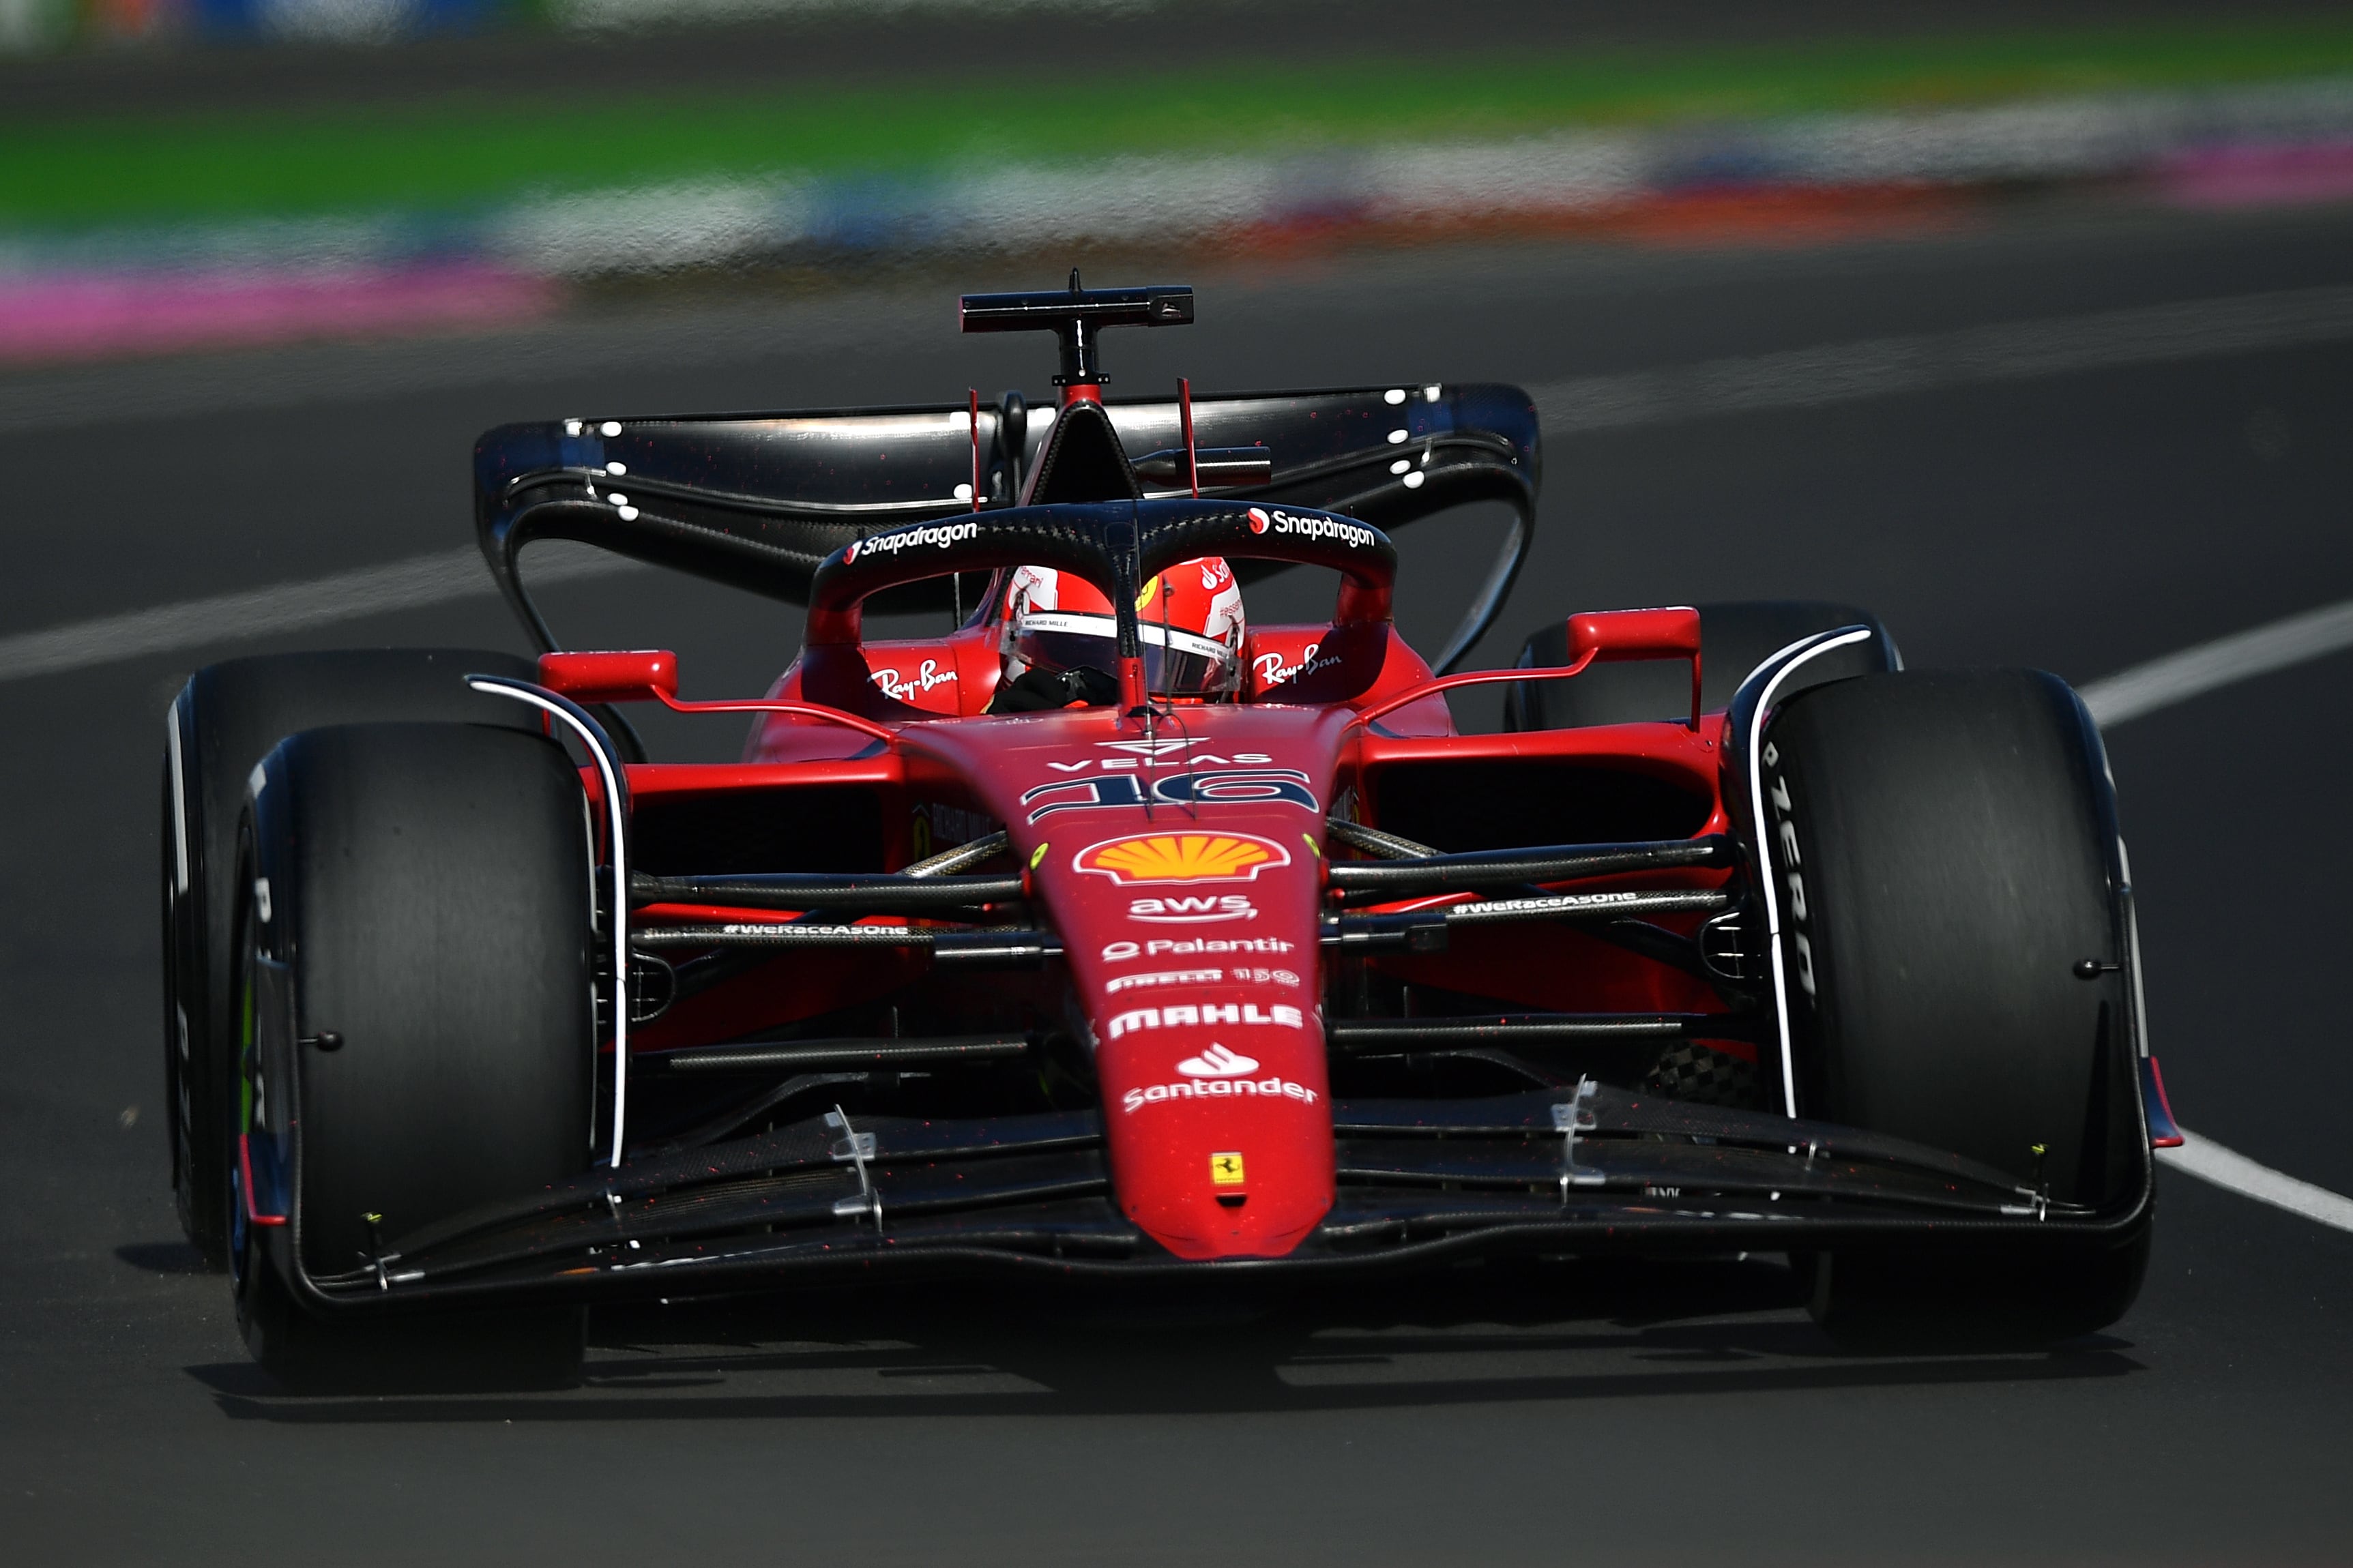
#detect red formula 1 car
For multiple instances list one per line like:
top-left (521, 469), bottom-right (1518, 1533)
top-left (162, 280), bottom-right (2172, 1387)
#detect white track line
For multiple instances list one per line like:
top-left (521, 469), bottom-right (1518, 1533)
top-left (2077, 595), bottom-right (2353, 726)
top-left (1529, 282), bottom-right (2353, 434)
top-left (0, 546), bottom-right (638, 684)
top-left (2159, 1133), bottom-right (2353, 1236)
top-left (2084, 607), bottom-right (2353, 1232)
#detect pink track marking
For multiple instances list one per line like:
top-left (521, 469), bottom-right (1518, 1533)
top-left (0, 261), bottom-right (558, 364)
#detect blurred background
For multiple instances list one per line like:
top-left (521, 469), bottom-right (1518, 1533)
top-left (10, 0), bottom-right (2353, 743)
top-left (7, 0), bottom-right (2353, 363)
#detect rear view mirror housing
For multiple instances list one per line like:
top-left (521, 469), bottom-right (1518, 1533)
top-left (537, 650), bottom-right (679, 705)
top-left (1566, 608), bottom-right (1702, 728)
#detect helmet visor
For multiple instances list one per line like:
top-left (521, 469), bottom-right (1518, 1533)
top-left (1014, 612), bottom-right (1239, 697)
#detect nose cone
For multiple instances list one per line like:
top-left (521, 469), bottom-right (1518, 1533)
top-left (914, 703), bottom-right (1353, 1261)
top-left (1102, 999), bottom-right (1334, 1258)
top-left (1049, 824), bottom-right (1334, 1259)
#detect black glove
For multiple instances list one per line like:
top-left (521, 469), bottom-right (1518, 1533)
top-left (987, 664), bottom-right (1124, 713)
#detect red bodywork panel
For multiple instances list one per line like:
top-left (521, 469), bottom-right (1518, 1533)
top-left (576, 594), bottom-right (1734, 1264)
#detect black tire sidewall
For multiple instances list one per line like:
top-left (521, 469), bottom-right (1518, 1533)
top-left (1764, 669), bottom-right (2133, 1203)
top-left (163, 649), bottom-right (536, 1265)
top-left (236, 720), bottom-right (591, 1390)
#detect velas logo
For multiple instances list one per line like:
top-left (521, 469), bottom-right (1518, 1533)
top-left (1179, 1043), bottom-right (1260, 1077)
top-left (1247, 507), bottom-right (1271, 535)
top-left (844, 520), bottom-right (980, 565)
top-left (1075, 832), bottom-right (1291, 885)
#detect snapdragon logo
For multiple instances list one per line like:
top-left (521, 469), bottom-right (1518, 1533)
top-left (1243, 507), bottom-right (1377, 550)
top-left (844, 520), bottom-right (980, 563)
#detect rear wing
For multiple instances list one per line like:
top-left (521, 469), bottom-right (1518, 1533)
top-left (473, 382), bottom-right (1540, 672)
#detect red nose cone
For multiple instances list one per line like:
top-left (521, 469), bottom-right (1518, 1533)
top-left (913, 706), bottom-right (1347, 1262)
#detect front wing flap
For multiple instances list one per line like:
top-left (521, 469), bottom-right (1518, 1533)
top-left (284, 1084), bottom-right (2151, 1313)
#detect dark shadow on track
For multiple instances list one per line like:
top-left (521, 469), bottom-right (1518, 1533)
top-left (117, 1241), bottom-right (213, 1275)
top-left (185, 1256), bottom-right (2147, 1423)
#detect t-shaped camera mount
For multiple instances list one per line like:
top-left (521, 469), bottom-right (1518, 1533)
top-left (959, 269), bottom-right (1194, 387)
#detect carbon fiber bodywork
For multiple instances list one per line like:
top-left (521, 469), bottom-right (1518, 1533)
top-left (474, 385), bottom-right (1538, 670)
top-left (260, 1080), bottom-right (2154, 1314)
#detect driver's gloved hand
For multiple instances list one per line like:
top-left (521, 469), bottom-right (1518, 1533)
top-left (988, 664), bottom-right (1123, 713)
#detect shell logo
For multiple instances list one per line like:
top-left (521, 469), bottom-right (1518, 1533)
top-left (1073, 831), bottom-right (1292, 885)
top-left (1246, 507), bottom-right (1270, 535)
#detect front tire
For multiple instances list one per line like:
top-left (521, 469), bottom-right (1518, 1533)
top-left (164, 649), bottom-right (535, 1267)
top-left (234, 721), bottom-right (593, 1391)
top-left (1762, 670), bottom-right (2150, 1350)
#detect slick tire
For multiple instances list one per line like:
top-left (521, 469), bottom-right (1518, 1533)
top-left (233, 722), bottom-right (591, 1392)
top-left (162, 648), bottom-right (535, 1269)
top-left (1761, 670), bottom-right (2150, 1352)
top-left (1504, 600), bottom-right (1897, 730)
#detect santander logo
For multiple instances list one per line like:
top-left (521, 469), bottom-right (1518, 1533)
top-left (1178, 1043), bottom-right (1260, 1078)
top-left (1246, 507), bottom-right (1270, 535)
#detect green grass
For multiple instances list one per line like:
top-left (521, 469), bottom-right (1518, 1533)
top-left (10, 20), bottom-right (2353, 227)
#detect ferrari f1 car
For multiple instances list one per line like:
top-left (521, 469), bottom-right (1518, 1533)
top-left (162, 279), bottom-right (2175, 1388)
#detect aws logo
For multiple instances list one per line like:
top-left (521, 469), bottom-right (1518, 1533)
top-left (1128, 894), bottom-right (1257, 924)
top-left (1075, 831), bottom-right (1291, 885)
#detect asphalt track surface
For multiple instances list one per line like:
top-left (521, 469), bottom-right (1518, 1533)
top-left (5, 202), bottom-right (2353, 1563)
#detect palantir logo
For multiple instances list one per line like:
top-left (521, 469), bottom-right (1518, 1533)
top-left (1178, 1043), bottom-right (1261, 1078)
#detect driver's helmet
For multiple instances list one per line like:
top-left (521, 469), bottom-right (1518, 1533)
top-left (1003, 557), bottom-right (1246, 697)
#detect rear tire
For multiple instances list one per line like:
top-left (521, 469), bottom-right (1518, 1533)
top-left (233, 721), bottom-right (592, 1391)
top-left (1505, 600), bottom-right (1897, 730)
top-left (164, 649), bottom-right (535, 1267)
top-left (1762, 670), bottom-right (2150, 1350)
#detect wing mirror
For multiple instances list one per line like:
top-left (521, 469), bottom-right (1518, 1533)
top-left (537, 650), bottom-right (679, 705)
top-left (1566, 608), bottom-right (1702, 728)
top-left (1350, 606), bottom-right (1705, 733)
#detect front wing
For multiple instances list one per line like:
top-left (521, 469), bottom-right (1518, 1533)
top-left (261, 1082), bottom-right (2157, 1315)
